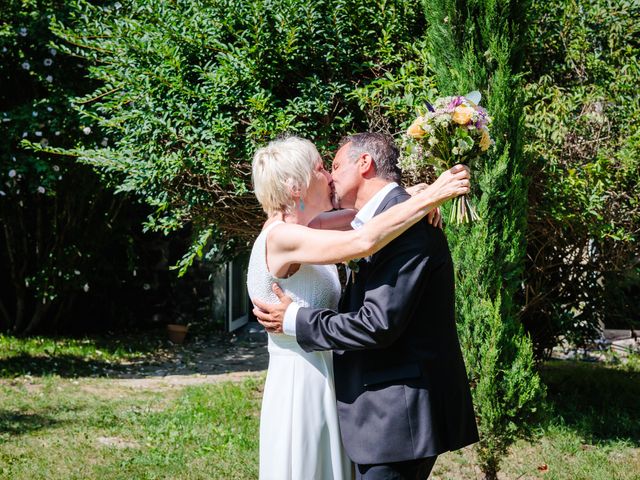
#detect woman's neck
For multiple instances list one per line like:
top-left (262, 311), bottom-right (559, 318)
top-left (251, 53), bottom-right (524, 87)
top-left (270, 208), bottom-right (317, 226)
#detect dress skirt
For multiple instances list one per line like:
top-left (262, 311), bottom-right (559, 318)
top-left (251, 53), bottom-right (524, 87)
top-left (259, 333), bottom-right (351, 480)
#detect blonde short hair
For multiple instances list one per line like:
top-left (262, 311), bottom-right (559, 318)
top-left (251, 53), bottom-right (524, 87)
top-left (252, 136), bottom-right (320, 215)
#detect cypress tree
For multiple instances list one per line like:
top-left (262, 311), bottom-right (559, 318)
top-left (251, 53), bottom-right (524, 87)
top-left (424, 1), bottom-right (544, 478)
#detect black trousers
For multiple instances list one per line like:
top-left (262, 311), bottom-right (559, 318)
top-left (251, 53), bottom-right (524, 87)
top-left (355, 456), bottom-right (438, 480)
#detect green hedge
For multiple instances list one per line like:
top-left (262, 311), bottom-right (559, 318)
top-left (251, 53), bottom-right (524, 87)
top-left (48, 0), bottom-right (429, 272)
top-left (522, 0), bottom-right (640, 353)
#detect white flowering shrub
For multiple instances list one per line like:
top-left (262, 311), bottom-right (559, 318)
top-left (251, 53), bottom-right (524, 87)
top-left (0, 1), bottom-right (183, 334)
top-left (0, 1), bottom-right (99, 333)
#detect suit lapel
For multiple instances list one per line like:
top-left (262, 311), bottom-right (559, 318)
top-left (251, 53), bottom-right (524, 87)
top-left (373, 186), bottom-right (408, 217)
top-left (338, 186), bottom-right (407, 313)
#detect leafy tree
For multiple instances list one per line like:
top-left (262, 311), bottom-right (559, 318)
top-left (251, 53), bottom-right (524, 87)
top-left (423, 1), bottom-right (544, 478)
top-left (522, 0), bottom-right (640, 355)
top-left (47, 0), bottom-right (427, 271)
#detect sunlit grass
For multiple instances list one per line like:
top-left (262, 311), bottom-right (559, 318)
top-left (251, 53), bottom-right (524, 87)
top-left (0, 376), bottom-right (262, 480)
top-left (1, 335), bottom-right (638, 479)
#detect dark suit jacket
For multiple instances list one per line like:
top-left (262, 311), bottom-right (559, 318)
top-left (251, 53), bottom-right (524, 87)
top-left (296, 186), bottom-right (479, 465)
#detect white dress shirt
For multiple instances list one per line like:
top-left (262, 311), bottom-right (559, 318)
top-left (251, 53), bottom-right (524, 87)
top-left (282, 182), bottom-right (399, 336)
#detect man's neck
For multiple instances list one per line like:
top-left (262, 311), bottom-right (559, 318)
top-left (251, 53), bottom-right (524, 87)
top-left (354, 178), bottom-right (393, 211)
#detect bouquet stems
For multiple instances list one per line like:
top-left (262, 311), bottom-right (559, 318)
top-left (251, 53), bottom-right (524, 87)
top-left (450, 194), bottom-right (480, 224)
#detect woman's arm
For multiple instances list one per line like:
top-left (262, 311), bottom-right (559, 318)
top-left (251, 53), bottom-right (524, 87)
top-left (267, 165), bottom-right (469, 273)
top-left (308, 187), bottom-right (440, 231)
top-left (307, 209), bottom-right (357, 231)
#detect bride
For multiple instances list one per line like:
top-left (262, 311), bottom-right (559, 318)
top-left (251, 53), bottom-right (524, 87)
top-left (247, 135), bottom-right (469, 479)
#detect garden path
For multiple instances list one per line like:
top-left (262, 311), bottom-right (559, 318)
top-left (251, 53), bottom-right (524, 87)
top-left (108, 326), bottom-right (269, 388)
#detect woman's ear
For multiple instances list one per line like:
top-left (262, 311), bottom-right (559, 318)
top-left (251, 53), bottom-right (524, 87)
top-left (285, 178), bottom-right (303, 201)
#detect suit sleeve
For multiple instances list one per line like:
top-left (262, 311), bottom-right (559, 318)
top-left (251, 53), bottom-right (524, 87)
top-left (296, 222), bottom-right (433, 352)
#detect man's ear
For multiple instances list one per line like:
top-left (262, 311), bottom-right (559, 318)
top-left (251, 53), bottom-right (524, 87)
top-left (358, 153), bottom-right (376, 177)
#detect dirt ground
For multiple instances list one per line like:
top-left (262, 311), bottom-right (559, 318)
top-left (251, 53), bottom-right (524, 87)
top-left (105, 326), bottom-right (269, 388)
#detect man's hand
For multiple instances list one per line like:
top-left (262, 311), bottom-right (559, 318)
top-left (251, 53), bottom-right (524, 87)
top-left (426, 207), bottom-right (443, 229)
top-left (252, 283), bottom-right (293, 334)
top-left (407, 184), bottom-right (443, 229)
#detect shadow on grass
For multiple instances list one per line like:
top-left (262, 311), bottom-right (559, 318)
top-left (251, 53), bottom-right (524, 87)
top-left (0, 409), bottom-right (67, 437)
top-left (0, 329), bottom-right (171, 378)
top-left (0, 329), bottom-right (269, 379)
top-left (541, 360), bottom-right (640, 445)
top-left (0, 354), bottom-right (127, 378)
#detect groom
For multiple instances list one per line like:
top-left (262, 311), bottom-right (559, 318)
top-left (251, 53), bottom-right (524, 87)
top-left (253, 133), bottom-right (479, 479)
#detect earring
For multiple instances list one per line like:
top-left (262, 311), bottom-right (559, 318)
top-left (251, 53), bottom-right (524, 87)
top-left (299, 199), bottom-right (305, 211)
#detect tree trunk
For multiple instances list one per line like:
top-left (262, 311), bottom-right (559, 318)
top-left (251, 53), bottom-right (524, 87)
top-left (24, 300), bottom-right (51, 335)
top-left (13, 286), bottom-right (26, 334)
top-left (52, 294), bottom-right (76, 332)
top-left (0, 299), bottom-right (10, 330)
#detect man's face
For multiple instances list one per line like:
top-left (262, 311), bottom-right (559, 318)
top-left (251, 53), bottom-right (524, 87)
top-left (331, 143), bottom-right (360, 209)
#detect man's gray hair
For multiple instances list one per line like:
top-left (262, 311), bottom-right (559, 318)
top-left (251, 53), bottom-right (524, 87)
top-left (339, 132), bottom-right (401, 183)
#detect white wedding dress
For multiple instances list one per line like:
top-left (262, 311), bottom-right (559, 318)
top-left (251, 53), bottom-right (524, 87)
top-left (247, 221), bottom-right (351, 480)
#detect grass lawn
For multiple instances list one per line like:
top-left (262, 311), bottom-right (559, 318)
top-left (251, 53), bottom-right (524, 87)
top-left (1, 334), bottom-right (639, 479)
top-left (432, 360), bottom-right (640, 479)
top-left (0, 375), bottom-right (262, 479)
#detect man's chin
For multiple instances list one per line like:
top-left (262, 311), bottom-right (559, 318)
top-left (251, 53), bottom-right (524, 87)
top-left (330, 192), bottom-right (341, 210)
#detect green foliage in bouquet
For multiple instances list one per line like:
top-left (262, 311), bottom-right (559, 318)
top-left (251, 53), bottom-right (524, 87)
top-left (424, 0), bottom-right (544, 478)
top-left (45, 0), bottom-right (427, 272)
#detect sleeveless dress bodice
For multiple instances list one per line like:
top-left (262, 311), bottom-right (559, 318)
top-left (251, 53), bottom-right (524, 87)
top-left (247, 221), bottom-right (341, 354)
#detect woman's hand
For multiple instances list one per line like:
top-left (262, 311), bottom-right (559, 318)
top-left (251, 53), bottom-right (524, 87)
top-left (426, 164), bottom-right (471, 207)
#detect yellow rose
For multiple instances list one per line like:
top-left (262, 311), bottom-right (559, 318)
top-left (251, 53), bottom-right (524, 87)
top-left (480, 129), bottom-right (491, 151)
top-left (407, 119), bottom-right (426, 138)
top-left (452, 106), bottom-right (474, 125)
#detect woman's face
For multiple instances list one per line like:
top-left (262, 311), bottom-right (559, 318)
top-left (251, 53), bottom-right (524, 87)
top-left (304, 159), bottom-right (336, 213)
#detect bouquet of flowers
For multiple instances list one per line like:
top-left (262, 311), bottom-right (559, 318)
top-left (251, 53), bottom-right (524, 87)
top-left (399, 91), bottom-right (493, 224)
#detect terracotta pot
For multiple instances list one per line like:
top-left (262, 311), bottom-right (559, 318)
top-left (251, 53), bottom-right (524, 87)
top-left (166, 324), bottom-right (188, 344)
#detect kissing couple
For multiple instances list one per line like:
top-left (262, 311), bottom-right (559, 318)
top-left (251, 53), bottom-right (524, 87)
top-left (249, 132), bottom-right (479, 480)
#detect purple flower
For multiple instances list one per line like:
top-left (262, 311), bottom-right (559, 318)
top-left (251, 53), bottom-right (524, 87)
top-left (447, 96), bottom-right (464, 110)
top-left (474, 110), bottom-right (490, 129)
